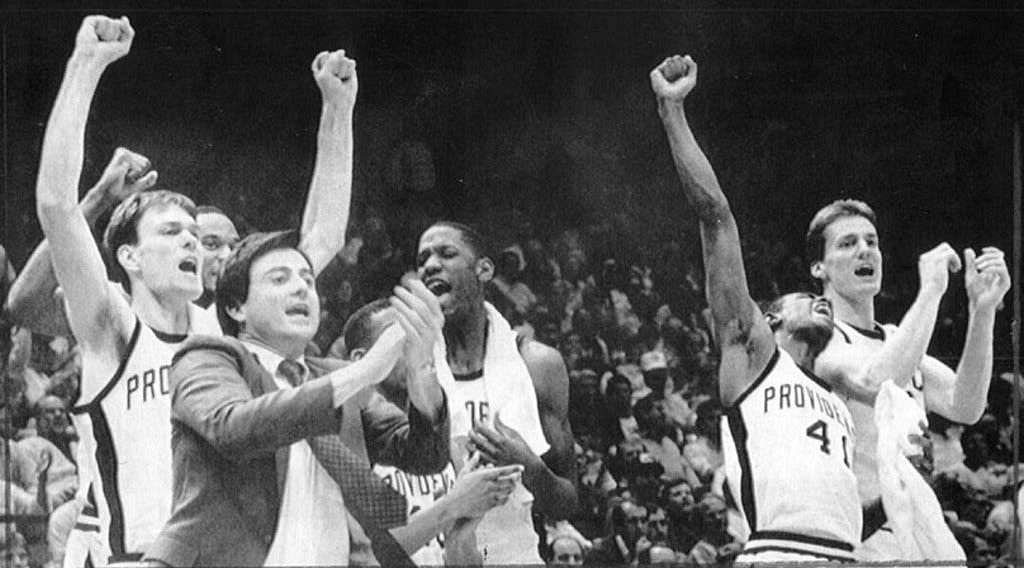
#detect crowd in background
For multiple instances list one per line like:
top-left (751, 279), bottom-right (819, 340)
top-left (3, 195), bottom-right (1016, 567)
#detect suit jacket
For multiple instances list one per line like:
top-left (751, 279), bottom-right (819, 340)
top-left (146, 335), bottom-right (450, 567)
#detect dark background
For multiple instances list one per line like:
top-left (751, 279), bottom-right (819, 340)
top-left (2, 4), bottom-right (1021, 360)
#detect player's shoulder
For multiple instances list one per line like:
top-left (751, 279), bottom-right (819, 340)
top-left (517, 336), bottom-right (569, 402)
top-left (172, 334), bottom-right (249, 367)
top-left (517, 337), bottom-right (567, 377)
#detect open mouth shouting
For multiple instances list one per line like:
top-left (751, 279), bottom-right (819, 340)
top-left (424, 278), bottom-right (452, 297)
top-left (853, 264), bottom-right (876, 278)
top-left (812, 298), bottom-right (833, 318)
top-left (178, 258), bottom-right (199, 275)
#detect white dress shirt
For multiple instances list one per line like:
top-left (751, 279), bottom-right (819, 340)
top-left (243, 341), bottom-right (350, 567)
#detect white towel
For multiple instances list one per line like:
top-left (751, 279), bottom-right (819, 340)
top-left (433, 302), bottom-right (549, 564)
top-left (433, 301), bottom-right (549, 458)
top-left (875, 381), bottom-right (966, 563)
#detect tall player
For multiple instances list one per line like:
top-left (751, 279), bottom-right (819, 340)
top-left (651, 54), bottom-right (861, 562)
top-left (36, 16), bottom-right (360, 565)
top-left (808, 200), bottom-right (1010, 560)
top-left (415, 219), bottom-right (577, 565)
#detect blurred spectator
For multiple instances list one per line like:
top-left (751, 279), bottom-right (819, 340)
top-left (584, 498), bottom-right (649, 565)
top-left (32, 395), bottom-right (77, 464)
top-left (548, 534), bottom-right (585, 567)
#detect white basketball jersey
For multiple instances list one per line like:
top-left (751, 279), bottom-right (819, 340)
top-left (830, 320), bottom-right (925, 504)
top-left (721, 348), bottom-right (860, 562)
top-left (373, 462), bottom-right (457, 565)
top-left (68, 305), bottom-right (220, 564)
top-left (445, 374), bottom-right (543, 565)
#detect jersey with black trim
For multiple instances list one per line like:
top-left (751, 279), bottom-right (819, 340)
top-left (721, 347), bottom-right (860, 562)
top-left (372, 461), bottom-right (457, 565)
top-left (69, 304), bottom-right (220, 562)
top-left (830, 319), bottom-right (925, 504)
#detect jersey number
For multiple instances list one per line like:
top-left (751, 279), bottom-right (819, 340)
top-left (805, 420), bottom-right (850, 467)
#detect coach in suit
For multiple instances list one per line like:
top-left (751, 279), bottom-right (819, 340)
top-left (145, 230), bottom-right (450, 566)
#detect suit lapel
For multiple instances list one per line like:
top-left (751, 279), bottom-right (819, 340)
top-left (241, 349), bottom-right (292, 499)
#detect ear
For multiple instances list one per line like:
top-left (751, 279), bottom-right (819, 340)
top-left (475, 257), bottom-right (494, 283)
top-left (117, 244), bottom-right (140, 276)
top-left (225, 302), bottom-right (247, 327)
top-left (764, 311), bottom-right (781, 330)
top-left (348, 347), bottom-right (367, 361)
top-left (810, 260), bottom-right (825, 281)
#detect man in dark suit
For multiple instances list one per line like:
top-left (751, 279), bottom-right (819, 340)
top-left (145, 230), bottom-right (450, 566)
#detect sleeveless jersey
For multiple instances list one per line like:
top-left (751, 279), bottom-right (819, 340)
top-left (373, 461), bottom-right (457, 565)
top-left (446, 373), bottom-right (543, 565)
top-left (68, 304), bottom-right (220, 564)
top-left (830, 320), bottom-right (925, 504)
top-left (721, 348), bottom-right (860, 562)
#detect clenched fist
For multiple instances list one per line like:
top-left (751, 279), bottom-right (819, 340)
top-left (74, 16), bottom-right (134, 67)
top-left (312, 49), bottom-right (358, 111)
top-left (94, 147), bottom-right (158, 203)
top-left (650, 54), bottom-right (698, 102)
top-left (917, 242), bottom-right (961, 297)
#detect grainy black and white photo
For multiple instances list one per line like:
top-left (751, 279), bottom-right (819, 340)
top-left (1, 4), bottom-right (1021, 567)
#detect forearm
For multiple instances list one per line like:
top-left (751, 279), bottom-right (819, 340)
top-left (330, 324), bottom-right (403, 406)
top-left (524, 462), bottom-right (577, 518)
top-left (406, 365), bottom-right (445, 424)
top-left (37, 55), bottom-right (103, 216)
top-left (658, 100), bottom-right (729, 222)
top-left (390, 495), bottom-right (458, 554)
top-left (443, 518), bottom-right (482, 566)
top-left (859, 288), bottom-right (944, 392)
top-left (6, 187), bottom-right (114, 335)
top-left (300, 104), bottom-right (353, 274)
top-left (948, 305), bottom-right (997, 423)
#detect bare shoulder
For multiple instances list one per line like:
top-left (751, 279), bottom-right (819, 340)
top-left (518, 337), bottom-right (569, 411)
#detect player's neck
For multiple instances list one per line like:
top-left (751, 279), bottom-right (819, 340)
top-left (443, 304), bottom-right (488, 374)
top-left (131, 286), bottom-right (192, 335)
top-left (826, 289), bottom-right (875, 329)
top-left (779, 338), bottom-right (816, 371)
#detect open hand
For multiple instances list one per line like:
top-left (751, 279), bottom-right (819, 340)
top-left (964, 247), bottom-right (1010, 311)
top-left (468, 412), bottom-right (543, 472)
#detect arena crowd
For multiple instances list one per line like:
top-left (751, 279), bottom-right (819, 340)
top-left (1, 13), bottom-right (1019, 568)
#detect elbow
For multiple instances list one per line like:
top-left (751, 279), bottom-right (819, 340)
top-left (693, 197), bottom-right (732, 225)
top-left (36, 198), bottom-right (76, 225)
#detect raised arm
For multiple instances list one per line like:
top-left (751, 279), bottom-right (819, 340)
top-left (817, 243), bottom-right (961, 402)
top-left (8, 148), bottom-right (156, 337)
top-left (299, 50), bottom-right (357, 275)
top-left (921, 247), bottom-right (1010, 424)
top-left (35, 16), bottom-right (135, 352)
top-left (650, 55), bottom-right (773, 405)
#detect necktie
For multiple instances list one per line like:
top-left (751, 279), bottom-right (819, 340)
top-left (276, 359), bottom-right (413, 566)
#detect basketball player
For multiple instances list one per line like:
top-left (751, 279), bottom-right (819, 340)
top-left (808, 199), bottom-right (1010, 560)
top-left (651, 54), bottom-right (860, 562)
top-left (9, 33), bottom-right (352, 334)
top-left (415, 221), bottom-right (577, 564)
top-left (6, 147), bottom-right (157, 338)
top-left (342, 298), bottom-right (527, 565)
top-left (37, 16), bottom-right (360, 565)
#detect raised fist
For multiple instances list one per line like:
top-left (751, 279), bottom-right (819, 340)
top-left (964, 247), bottom-right (1011, 310)
top-left (94, 147), bottom-right (158, 203)
top-left (312, 49), bottom-right (358, 110)
top-left (74, 16), bottom-right (134, 66)
top-left (650, 54), bottom-right (698, 102)
top-left (917, 242), bottom-right (961, 296)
